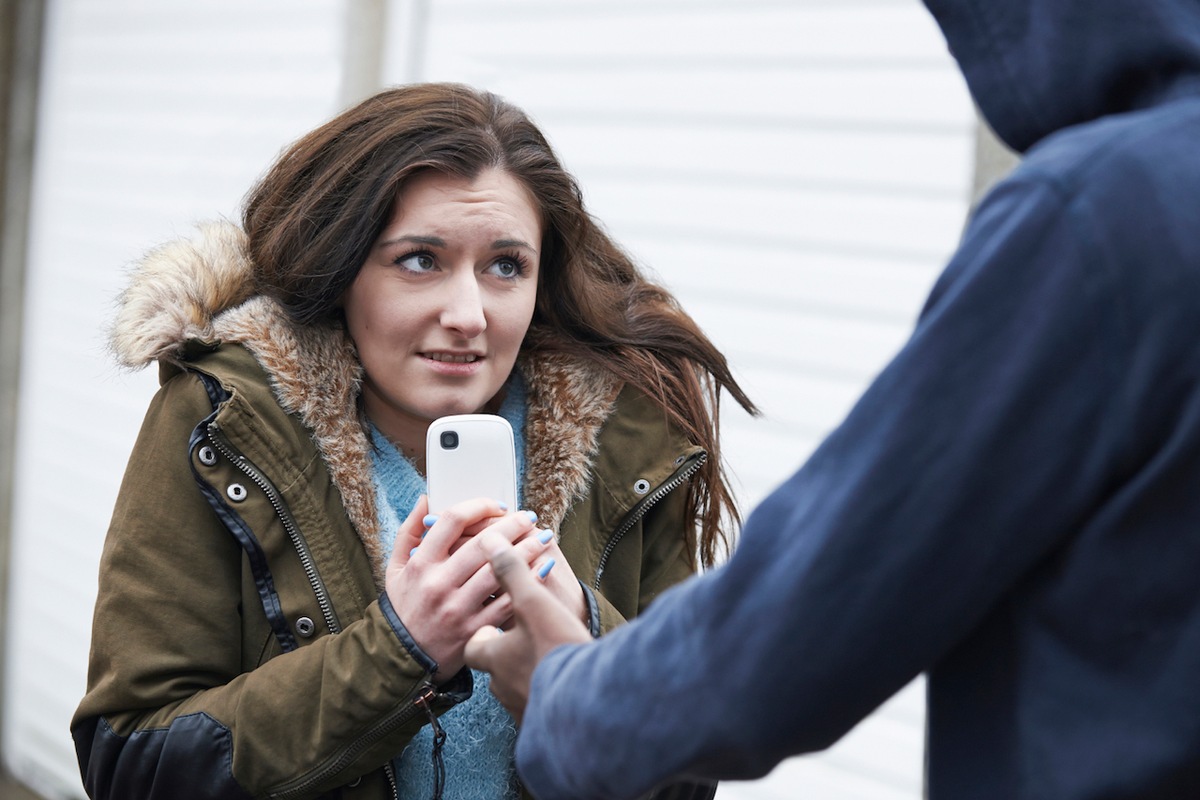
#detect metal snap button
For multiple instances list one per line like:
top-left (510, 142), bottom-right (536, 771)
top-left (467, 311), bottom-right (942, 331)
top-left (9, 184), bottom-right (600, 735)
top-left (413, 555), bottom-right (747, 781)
top-left (226, 483), bottom-right (248, 502)
top-left (198, 445), bottom-right (218, 466)
top-left (633, 479), bottom-right (651, 495)
top-left (296, 616), bottom-right (316, 638)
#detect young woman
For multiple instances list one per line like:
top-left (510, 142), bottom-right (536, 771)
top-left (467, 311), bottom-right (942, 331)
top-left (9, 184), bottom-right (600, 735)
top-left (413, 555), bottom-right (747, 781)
top-left (71, 83), bottom-right (755, 800)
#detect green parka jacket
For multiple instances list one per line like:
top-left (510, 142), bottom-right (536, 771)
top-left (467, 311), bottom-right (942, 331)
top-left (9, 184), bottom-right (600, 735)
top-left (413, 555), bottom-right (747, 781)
top-left (70, 222), bottom-right (710, 800)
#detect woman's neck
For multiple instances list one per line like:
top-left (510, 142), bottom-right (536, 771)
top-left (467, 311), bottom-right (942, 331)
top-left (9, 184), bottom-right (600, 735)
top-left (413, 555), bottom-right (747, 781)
top-left (362, 388), bottom-right (509, 475)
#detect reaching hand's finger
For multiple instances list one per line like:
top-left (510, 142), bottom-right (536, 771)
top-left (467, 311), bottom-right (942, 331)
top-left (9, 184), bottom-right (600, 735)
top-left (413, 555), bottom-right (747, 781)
top-left (468, 530), bottom-right (591, 723)
top-left (477, 530), bottom-right (547, 608)
top-left (476, 529), bottom-right (589, 641)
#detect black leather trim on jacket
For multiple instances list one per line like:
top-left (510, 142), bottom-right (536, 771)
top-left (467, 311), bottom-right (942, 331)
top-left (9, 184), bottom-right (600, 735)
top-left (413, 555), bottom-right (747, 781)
top-left (579, 581), bottom-right (603, 638)
top-left (73, 713), bottom-right (253, 800)
top-left (379, 591), bottom-right (440, 674)
top-left (188, 372), bottom-right (298, 653)
top-left (194, 362), bottom-right (227, 408)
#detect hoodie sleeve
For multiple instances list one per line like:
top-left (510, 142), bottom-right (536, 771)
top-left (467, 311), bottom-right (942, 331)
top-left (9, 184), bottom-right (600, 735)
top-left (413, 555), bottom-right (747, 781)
top-left (513, 170), bottom-right (1141, 798)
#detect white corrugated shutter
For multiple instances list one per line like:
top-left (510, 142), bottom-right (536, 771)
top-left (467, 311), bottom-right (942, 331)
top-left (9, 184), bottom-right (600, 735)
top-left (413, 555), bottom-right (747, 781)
top-left (3, 2), bottom-right (344, 796)
top-left (385, 1), bottom-right (974, 797)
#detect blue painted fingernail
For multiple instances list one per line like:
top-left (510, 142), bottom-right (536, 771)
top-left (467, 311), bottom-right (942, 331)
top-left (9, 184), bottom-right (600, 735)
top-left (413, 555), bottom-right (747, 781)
top-left (523, 510), bottom-right (538, 523)
top-left (537, 528), bottom-right (554, 544)
top-left (409, 546), bottom-right (418, 557)
top-left (537, 558), bottom-right (556, 579)
top-left (498, 502), bottom-right (508, 511)
top-left (423, 514), bottom-right (438, 528)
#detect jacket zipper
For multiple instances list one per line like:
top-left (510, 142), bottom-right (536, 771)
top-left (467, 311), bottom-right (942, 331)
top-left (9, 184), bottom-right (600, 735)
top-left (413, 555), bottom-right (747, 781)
top-left (207, 422), bottom-right (341, 636)
top-left (270, 683), bottom-right (443, 800)
top-left (594, 452), bottom-right (707, 589)
top-left (414, 687), bottom-right (447, 800)
top-left (385, 760), bottom-right (398, 799)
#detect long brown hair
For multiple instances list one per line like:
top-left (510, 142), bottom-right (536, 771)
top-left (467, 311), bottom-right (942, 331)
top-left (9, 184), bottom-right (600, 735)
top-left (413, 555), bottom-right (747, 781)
top-left (242, 82), bottom-right (758, 566)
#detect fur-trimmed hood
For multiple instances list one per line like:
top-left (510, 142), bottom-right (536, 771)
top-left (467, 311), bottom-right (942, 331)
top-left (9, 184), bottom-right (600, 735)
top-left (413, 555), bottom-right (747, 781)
top-left (110, 220), bottom-right (621, 584)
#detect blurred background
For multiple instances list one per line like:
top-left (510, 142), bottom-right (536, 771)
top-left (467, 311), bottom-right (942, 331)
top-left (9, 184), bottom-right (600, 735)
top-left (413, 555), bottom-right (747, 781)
top-left (0, 1), bottom-right (1017, 798)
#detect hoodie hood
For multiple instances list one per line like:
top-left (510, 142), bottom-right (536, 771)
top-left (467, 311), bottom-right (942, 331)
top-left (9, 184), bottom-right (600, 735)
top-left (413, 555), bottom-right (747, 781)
top-left (923, 0), bottom-right (1200, 152)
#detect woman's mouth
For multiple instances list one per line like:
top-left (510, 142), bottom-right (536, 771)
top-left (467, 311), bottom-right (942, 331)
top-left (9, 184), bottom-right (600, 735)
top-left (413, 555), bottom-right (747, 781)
top-left (421, 352), bottom-right (484, 375)
top-left (424, 352), bottom-right (479, 364)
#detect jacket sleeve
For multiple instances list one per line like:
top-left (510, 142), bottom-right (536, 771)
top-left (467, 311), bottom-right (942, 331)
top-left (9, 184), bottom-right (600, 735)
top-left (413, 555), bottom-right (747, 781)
top-left (71, 371), bottom-right (466, 800)
top-left (513, 174), bottom-right (1146, 798)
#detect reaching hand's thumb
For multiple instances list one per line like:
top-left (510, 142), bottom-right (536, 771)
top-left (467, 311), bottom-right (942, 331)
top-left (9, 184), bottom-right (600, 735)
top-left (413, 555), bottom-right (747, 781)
top-left (464, 623), bottom-right (502, 671)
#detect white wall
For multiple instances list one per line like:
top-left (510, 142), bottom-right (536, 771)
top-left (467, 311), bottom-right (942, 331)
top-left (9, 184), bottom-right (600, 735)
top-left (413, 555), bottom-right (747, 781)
top-left (3, 1), bottom-right (975, 797)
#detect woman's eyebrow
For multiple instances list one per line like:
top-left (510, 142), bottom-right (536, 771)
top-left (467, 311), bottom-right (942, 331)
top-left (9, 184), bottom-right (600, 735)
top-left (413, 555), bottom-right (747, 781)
top-left (378, 234), bottom-right (536, 253)
top-left (379, 234), bottom-right (446, 248)
top-left (493, 238), bottom-right (536, 252)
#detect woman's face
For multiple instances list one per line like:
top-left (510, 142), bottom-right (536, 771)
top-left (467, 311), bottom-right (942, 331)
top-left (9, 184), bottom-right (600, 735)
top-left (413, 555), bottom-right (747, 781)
top-left (344, 168), bottom-right (541, 451)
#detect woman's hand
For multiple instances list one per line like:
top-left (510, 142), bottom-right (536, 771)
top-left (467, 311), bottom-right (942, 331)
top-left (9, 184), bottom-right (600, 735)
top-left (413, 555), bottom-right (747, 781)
top-left (384, 496), bottom-right (547, 682)
top-left (513, 532), bottom-right (588, 629)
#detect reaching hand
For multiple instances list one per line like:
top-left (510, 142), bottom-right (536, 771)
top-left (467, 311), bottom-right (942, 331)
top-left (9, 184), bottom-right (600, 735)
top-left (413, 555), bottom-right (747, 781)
top-left (464, 530), bottom-right (592, 723)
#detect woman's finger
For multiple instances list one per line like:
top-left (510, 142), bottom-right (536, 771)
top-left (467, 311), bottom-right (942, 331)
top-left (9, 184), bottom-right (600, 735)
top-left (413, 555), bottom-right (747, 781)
top-left (412, 497), bottom-right (510, 562)
top-left (389, 495), bottom-right (431, 570)
top-left (507, 532), bottom-right (586, 624)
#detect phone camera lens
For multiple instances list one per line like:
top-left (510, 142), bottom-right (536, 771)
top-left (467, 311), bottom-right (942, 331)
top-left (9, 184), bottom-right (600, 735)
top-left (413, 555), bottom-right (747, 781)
top-left (440, 430), bottom-right (459, 450)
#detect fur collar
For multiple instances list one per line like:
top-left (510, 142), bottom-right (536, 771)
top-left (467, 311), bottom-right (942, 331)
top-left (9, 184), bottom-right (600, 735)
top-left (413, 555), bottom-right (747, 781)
top-left (111, 220), bottom-right (620, 585)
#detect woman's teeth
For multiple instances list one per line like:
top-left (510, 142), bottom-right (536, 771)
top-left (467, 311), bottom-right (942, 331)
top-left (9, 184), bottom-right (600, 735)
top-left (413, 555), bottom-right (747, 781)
top-left (427, 353), bottom-right (478, 363)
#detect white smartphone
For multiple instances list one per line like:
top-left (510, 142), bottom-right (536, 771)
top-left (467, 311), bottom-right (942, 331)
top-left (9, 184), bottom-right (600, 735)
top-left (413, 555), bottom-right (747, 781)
top-left (425, 414), bottom-right (518, 514)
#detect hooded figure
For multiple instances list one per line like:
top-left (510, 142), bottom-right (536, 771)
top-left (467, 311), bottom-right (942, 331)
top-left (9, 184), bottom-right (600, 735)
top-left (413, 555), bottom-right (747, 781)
top-left (492, 1), bottom-right (1200, 798)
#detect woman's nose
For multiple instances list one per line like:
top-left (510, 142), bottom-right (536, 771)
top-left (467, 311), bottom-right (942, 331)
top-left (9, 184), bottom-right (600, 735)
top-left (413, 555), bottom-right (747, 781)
top-left (439, 273), bottom-right (486, 337)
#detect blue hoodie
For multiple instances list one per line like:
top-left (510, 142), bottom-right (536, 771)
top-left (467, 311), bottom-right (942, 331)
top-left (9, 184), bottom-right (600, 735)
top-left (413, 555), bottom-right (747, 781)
top-left (515, 1), bottom-right (1200, 798)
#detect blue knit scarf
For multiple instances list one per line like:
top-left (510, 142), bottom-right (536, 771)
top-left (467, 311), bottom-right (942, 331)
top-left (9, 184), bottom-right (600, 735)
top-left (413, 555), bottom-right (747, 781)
top-left (368, 375), bottom-right (527, 799)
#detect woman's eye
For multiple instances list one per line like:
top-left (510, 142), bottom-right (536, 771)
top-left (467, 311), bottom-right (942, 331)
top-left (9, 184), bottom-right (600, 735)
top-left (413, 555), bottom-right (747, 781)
top-left (397, 252), bottom-right (436, 273)
top-left (489, 258), bottom-right (522, 279)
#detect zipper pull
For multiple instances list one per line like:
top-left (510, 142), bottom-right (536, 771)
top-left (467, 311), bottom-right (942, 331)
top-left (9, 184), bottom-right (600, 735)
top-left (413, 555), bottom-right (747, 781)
top-left (414, 684), bottom-right (447, 800)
